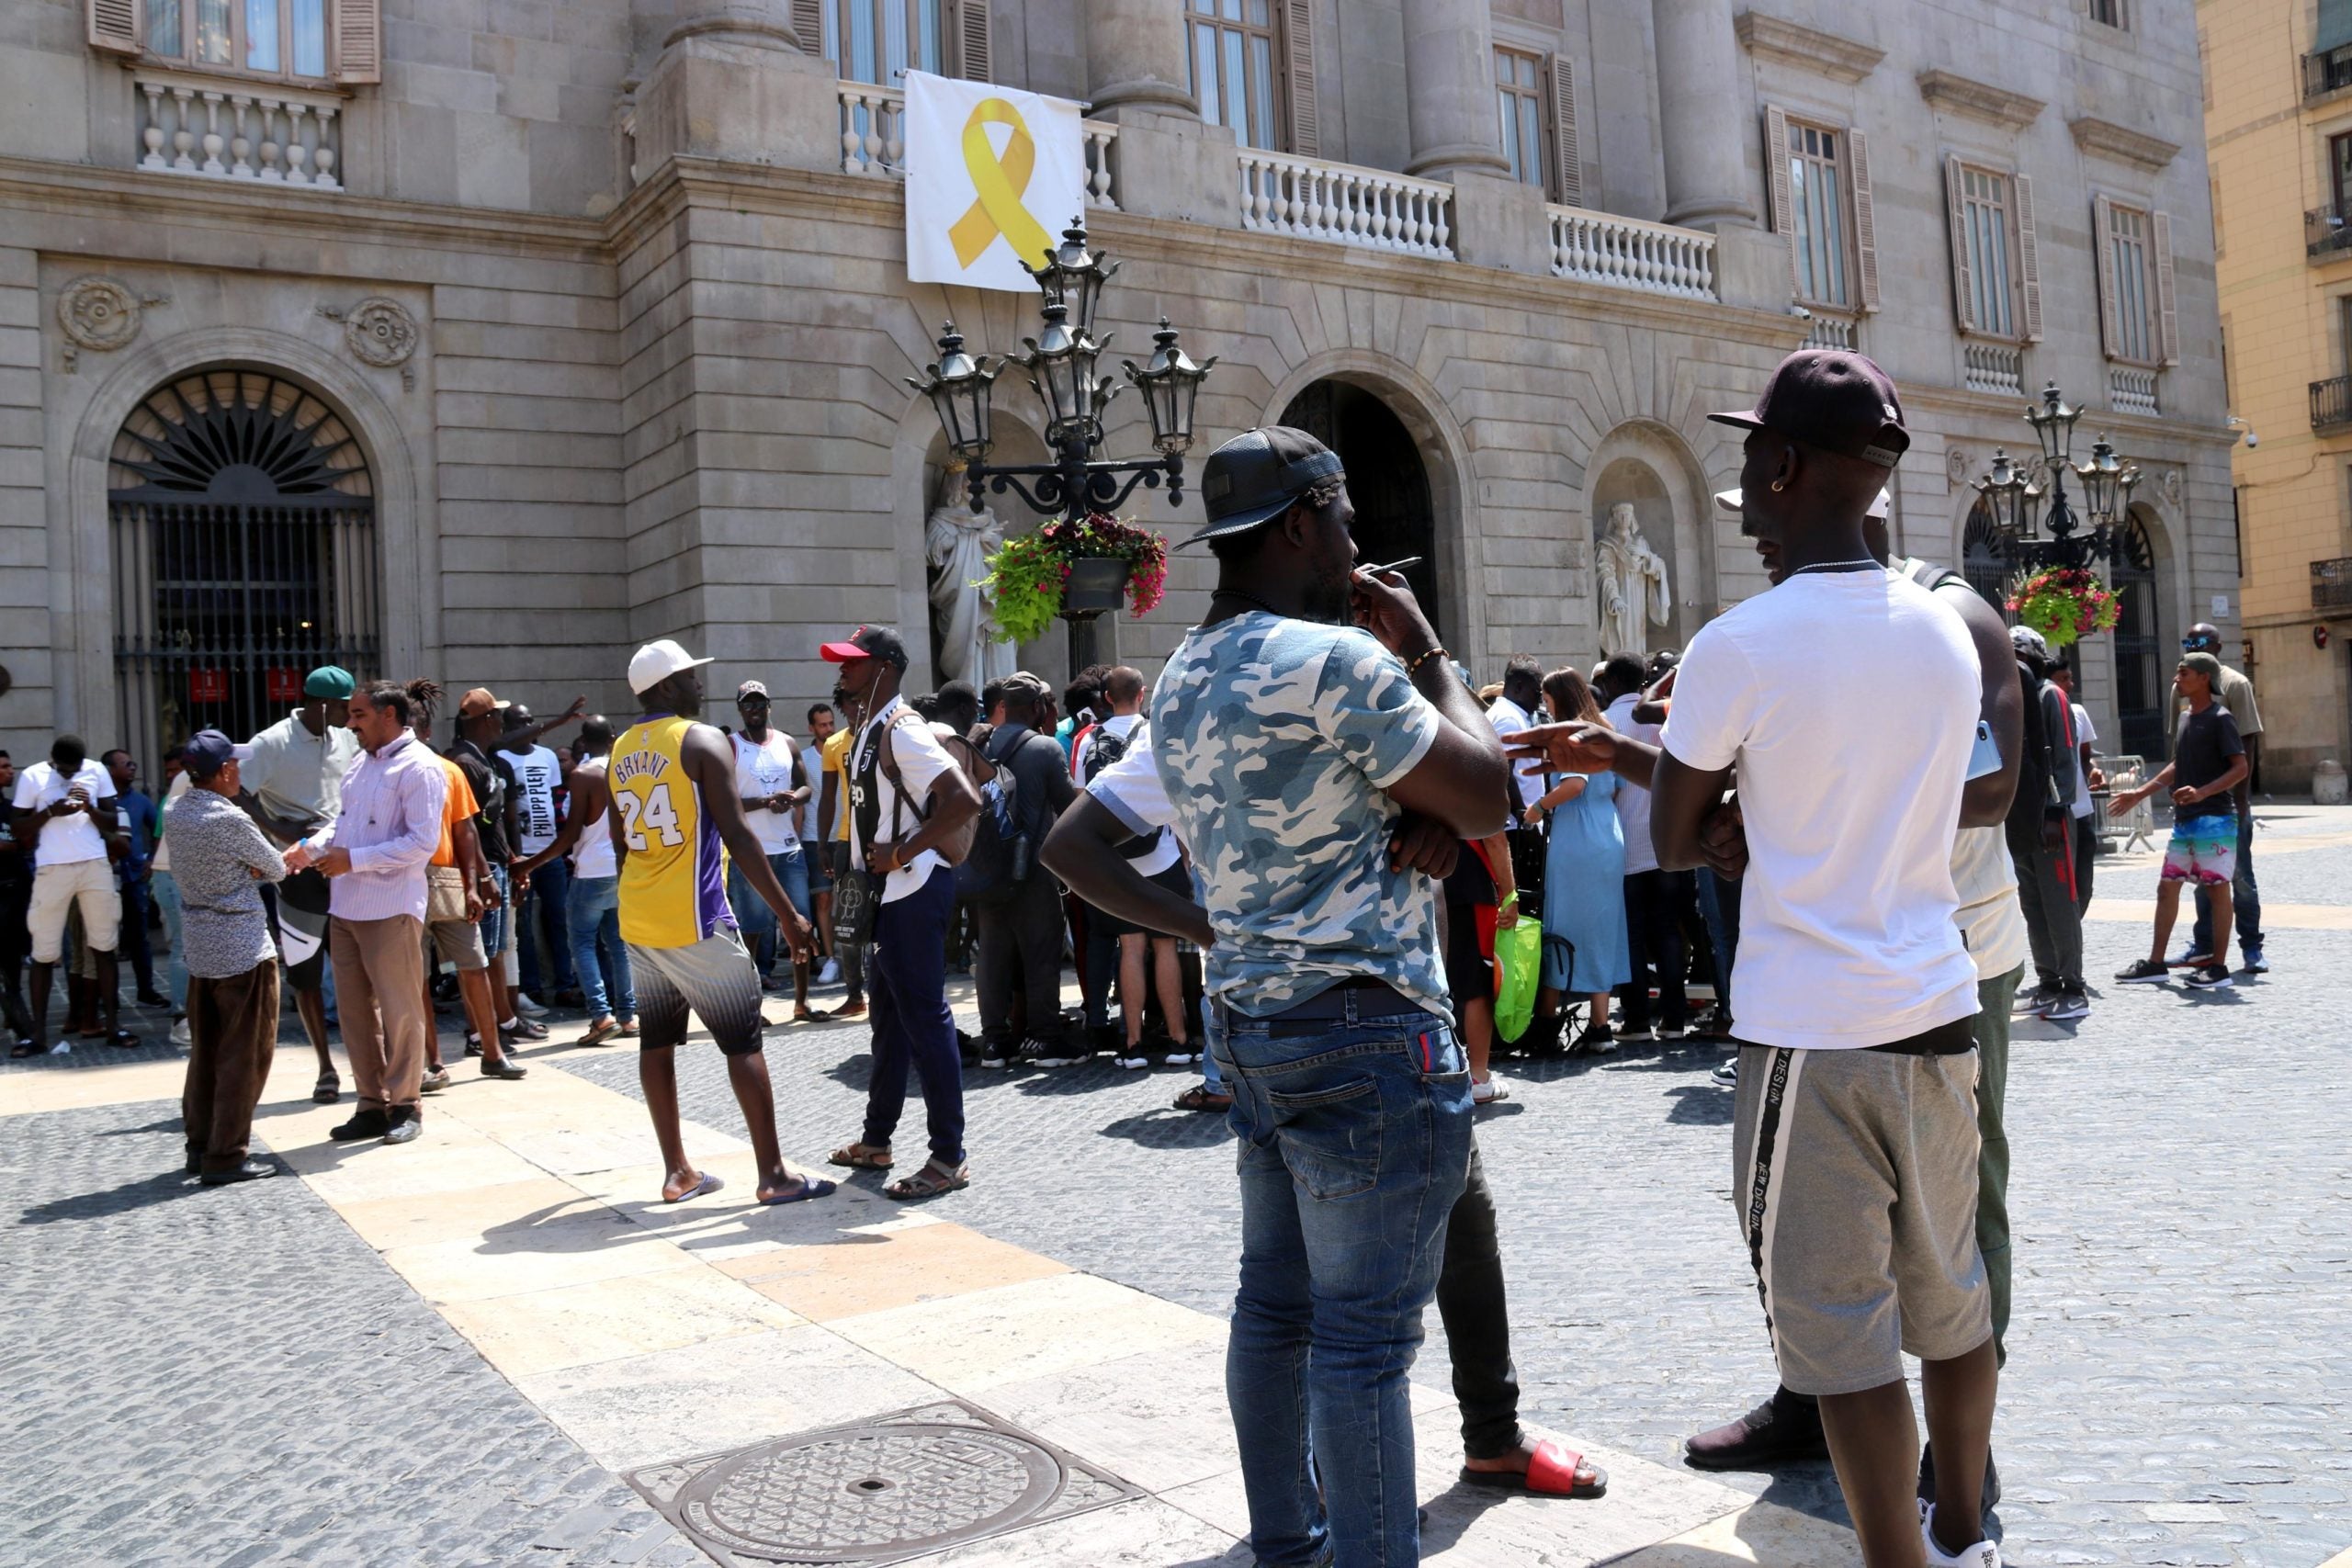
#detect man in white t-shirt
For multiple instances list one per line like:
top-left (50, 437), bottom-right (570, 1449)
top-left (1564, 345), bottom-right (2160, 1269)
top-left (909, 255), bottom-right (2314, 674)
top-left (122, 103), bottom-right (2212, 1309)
top-left (820, 625), bottom-right (982, 1202)
top-left (1510, 352), bottom-right (2009, 1568)
top-left (1484, 656), bottom-right (1545, 818)
top-left (1070, 666), bottom-right (1193, 1069)
top-left (11, 734), bottom-right (130, 1055)
top-left (2051, 660), bottom-right (2102, 917)
top-left (729, 679), bottom-right (814, 1020)
top-left (498, 702), bottom-right (585, 1005)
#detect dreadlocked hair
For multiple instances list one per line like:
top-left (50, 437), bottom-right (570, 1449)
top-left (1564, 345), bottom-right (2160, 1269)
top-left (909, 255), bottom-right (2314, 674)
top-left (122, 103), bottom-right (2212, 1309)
top-left (404, 677), bottom-right (445, 724)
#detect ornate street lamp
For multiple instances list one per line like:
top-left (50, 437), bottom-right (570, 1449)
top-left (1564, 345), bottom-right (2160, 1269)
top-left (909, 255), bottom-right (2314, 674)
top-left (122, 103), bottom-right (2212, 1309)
top-left (1972, 447), bottom-right (2032, 542)
top-left (1124, 318), bottom-right (1216, 457)
top-left (1972, 384), bottom-right (2127, 571)
top-left (912, 216), bottom-right (1213, 671)
top-left (2024, 379), bottom-right (2081, 468)
top-left (2073, 434), bottom-right (2127, 528)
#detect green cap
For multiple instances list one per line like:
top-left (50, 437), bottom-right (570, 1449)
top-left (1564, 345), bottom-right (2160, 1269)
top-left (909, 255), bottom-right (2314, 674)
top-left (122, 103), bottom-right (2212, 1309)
top-left (304, 665), bottom-right (356, 700)
top-left (2179, 651), bottom-right (2222, 682)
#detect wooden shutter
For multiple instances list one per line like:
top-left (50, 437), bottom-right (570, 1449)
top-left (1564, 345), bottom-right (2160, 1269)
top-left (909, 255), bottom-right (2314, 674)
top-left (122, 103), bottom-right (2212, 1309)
top-left (1945, 157), bottom-right (1977, 333)
top-left (1283, 0), bottom-right (1318, 157)
top-left (2153, 209), bottom-right (2179, 366)
top-left (1544, 55), bottom-right (1582, 208)
top-left (1764, 104), bottom-right (1799, 298)
top-left (953, 0), bottom-right (991, 81)
top-left (1849, 127), bottom-right (1881, 313)
top-left (791, 0), bottom-right (824, 55)
top-left (88, 0), bottom-right (139, 54)
top-left (2093, 193), bottom-right (2122, 360)
top-left (2015, 172), bottom-right (2044, 342)
top-left (333, 0), bottom-right (380, 84)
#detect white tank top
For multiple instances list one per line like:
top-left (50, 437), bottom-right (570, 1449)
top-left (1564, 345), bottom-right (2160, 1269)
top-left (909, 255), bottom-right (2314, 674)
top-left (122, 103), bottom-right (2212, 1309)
top-left (569, 755), bottom-right (617, 880)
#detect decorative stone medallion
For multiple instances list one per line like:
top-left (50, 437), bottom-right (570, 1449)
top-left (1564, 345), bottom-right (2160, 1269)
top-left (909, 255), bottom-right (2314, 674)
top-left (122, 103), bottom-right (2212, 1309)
top-left (1945, 445), bottom-right (1971, 488)
top-left (57, 277), bottom-right (143, 354)
top-left (2162, 468), bottom-right (2183, 508)
top-left (341, 297), bottom-right (419, 368)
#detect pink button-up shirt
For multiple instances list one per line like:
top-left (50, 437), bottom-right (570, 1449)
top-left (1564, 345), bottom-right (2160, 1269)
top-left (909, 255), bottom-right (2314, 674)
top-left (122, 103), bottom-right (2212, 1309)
top-left (303, 731), bottom-right (447, 924)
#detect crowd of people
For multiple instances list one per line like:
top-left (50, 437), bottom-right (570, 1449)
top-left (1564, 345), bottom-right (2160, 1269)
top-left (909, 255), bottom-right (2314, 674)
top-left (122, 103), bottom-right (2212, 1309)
top-left (0, 345), bottom-right (2280, 1567)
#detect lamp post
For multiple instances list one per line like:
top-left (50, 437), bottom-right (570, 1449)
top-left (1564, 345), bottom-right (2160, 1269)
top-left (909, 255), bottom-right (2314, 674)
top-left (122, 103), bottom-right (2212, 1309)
top-left (906, 216), bottom-right (1216, 673)
top-left (1974, 381), bottom-right (2135, 571)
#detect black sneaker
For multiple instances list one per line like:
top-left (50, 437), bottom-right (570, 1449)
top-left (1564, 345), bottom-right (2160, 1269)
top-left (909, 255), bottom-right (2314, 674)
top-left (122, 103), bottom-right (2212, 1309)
top-left (1684, 1388), bottom-right (1827, 1470)
top-left (2184, 964), bottom-right (2233, 990)
top-left (2012, 982), bottom-right (2058, 1015)
top-left (1032, 1037), bottom-right (1091, 1067)
top-left (330, 1110), bottom-right (391, 1142)
top-left (2114, 958), bottom-right (2171, 984)
top-left (978, 1037), bottom-right (1012, 1068)
top-left (1711, 1059), bottom-right (1739, 1088)
top-left (2041, 989), bottom-right (2090, 1021)
top-left (199, 1159), bottom-right (278, 1187)
top-left (381, 1113), bottom-right (423, 1145)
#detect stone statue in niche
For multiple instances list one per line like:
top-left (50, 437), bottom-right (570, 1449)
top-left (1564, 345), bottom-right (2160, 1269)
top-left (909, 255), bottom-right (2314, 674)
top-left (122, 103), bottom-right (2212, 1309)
top-left (925, 464), bottom-right (1017, 688)
top-left (1596, 502), bottom-right (1671, 657)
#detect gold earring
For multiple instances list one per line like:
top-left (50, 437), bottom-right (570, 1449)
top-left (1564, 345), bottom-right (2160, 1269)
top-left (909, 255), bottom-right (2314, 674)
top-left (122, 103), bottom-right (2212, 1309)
top-left (1770, 479), bottom-right (1786, 492)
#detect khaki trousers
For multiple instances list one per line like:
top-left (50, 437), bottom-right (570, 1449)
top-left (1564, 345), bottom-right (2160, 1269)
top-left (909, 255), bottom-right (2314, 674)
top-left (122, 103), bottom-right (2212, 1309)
top-left (183, 962), bottom-right (281, 1172)
top-left (330, 914), bottom-right (428, 1117)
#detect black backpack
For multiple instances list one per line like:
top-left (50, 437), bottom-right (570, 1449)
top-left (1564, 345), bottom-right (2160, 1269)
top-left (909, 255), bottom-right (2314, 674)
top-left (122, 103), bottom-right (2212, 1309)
top-left (1081, 721), bottom-right (1163, 863)
top-left (959, 728), bottom-right (1046, 907)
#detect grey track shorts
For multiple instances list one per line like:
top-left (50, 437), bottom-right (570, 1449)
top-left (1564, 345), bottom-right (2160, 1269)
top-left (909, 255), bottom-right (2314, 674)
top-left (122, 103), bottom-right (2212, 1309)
top-left (1732, 1043), bottom-right (1993, 1395)
top-left (628, 929), bottom-right (766, 1055)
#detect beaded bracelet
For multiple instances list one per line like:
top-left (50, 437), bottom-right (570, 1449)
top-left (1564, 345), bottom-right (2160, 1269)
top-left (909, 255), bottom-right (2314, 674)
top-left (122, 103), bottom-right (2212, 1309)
top-left (1404, 645), bottom-right (1449, 678)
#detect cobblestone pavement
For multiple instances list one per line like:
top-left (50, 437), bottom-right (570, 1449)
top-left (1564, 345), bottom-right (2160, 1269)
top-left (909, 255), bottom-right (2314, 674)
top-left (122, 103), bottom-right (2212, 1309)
top-left (0, 1103), bottom-right (705, 1567)
top-left (560, 807), bottom-right (2352, 1568)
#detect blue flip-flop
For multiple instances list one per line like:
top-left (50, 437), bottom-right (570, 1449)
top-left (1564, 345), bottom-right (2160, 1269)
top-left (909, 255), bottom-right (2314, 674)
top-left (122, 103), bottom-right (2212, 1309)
top-left (760, 1175), bottom-right (837, 1205)
top-left (663, 1171), bottom-right (725, 1203)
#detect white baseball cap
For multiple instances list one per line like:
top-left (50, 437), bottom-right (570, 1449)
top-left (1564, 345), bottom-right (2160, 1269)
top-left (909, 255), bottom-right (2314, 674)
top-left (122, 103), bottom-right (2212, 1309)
top-left (628, 637), bottom-right (715, 695)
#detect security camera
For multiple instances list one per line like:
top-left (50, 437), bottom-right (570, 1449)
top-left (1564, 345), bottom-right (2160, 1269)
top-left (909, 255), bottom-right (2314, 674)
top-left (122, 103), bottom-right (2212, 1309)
top-left (2245, 430), bottom-right (2259, 448)
top-left (1789, 305), bottom-right (1814, 321)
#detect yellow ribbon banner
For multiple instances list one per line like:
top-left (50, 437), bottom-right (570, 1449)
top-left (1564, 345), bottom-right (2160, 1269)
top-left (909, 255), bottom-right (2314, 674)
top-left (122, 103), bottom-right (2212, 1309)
top-left (948, 98), bottom-right (1055, 271)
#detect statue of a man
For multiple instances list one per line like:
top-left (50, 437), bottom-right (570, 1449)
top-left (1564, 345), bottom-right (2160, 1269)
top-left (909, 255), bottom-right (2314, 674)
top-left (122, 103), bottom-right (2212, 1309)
top-left (1596, 502), bottom-right (1671, 657)
top-left (926, 465), bottom-right (1017, 688)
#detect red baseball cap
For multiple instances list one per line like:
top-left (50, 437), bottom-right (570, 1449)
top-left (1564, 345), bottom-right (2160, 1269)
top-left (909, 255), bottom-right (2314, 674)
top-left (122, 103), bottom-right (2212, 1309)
top-left (819, 626), bottom-right (909, 671)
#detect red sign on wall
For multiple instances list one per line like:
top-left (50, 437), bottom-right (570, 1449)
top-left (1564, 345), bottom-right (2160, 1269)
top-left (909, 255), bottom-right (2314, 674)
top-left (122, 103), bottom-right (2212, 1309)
top-left (266, 668), bottom-right (303, 704)
top-left (189, 669), bottom-right (229, 704)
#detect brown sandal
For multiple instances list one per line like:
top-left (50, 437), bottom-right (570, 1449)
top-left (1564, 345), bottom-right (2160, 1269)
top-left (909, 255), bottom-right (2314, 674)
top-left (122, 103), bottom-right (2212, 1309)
top-left (1173, 1086), bottom-right (1232, 1112)
top-left (828, 1141), bottom-right (893, 1169)
top-left (885, 1160), bottom-right (968, 1201)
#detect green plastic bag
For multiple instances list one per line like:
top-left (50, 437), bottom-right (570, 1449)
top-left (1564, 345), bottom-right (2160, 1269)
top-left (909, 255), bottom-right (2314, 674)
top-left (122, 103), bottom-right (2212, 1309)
top-left (1493, 918), bottom-right (1541, 1043)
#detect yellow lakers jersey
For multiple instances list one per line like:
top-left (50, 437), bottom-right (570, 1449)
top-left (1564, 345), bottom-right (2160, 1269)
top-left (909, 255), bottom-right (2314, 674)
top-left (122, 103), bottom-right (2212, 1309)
top-left (612, 715), bottom-right (728, 947)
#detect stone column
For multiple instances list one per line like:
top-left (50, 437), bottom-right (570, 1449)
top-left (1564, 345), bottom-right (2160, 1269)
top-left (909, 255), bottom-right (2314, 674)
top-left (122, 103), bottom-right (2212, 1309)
top-left (1402, 0), bottom-right (1509, 181)
top-left (1651, 0), bottom-right (1756, 228)
top-left (1084, 0), bottom-right (1197, 120)
top-left (630, 0), bottom-right (840, 175)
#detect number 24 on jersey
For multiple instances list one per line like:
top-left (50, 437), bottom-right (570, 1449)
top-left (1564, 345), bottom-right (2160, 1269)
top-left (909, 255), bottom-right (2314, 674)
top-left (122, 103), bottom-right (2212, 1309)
top-left (617, 783), bottom-right (685, 851)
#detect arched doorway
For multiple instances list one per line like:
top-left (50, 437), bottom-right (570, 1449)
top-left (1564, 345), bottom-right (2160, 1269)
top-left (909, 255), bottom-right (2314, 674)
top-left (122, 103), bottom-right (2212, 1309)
top-left (1280, 380), bottom-right (1440, 637)
top-left (2109, 513), bottom-right (2166, 761)
top-left (108, 368), bottom-right (380, 769)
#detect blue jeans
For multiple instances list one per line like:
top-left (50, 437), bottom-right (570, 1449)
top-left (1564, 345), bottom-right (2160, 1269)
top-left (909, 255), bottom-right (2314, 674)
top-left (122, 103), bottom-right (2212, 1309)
top-left (1212, 987), bottom-right (1473, 1568)
top-left (2190, 805), bottom-right (2263, 959)
top-left (518, 856), bottom-right (574, 994)
top-left (152, 869), bottom-right (187, 1010)
top-left (728, 845), bottom-right (811, 980)
top-left (566, 874), bottom-right (635, 1021)
top-left (479, 864), bottom-right (512, 970)
top-left (862, 864), bottom-right (965, 1168)
top-left (1695, 868), bottom-right (1739, 1017)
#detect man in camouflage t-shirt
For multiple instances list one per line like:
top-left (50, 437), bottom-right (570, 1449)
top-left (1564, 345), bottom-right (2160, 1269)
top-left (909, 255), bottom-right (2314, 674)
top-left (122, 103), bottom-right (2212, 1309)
top-left (1150, 426), bottom-right (1510, 1568)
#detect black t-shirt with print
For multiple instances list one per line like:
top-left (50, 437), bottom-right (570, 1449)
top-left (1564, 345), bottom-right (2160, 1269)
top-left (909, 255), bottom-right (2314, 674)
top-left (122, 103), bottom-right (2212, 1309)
top-left (2171, 704), bottom-right (2245, 818)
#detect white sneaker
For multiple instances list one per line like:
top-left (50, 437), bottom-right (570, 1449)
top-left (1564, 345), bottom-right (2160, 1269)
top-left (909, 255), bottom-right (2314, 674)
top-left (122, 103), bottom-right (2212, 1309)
top-left (171, 1020), bottom-right (192, 1046)
top-left (1162, 1049), bottom-right (1197, 1066)
top-left (47, 1040), bottom-right (71, 1055)
top-left (818, 959), bottom-right (842, 986)
top-left (1921, 1505), bottom-right (2001, 1568)
top-left (514, 992), bottom-right (548, 1017)
top-left (1114, 1053), bottom-right (1149, 1070)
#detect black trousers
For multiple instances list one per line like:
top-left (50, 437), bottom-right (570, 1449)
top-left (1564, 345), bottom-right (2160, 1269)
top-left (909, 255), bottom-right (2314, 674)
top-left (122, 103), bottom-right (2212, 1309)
top-left (2072, 815), bottom-right (2097, 918)
top-left (976, 874), bottom-right (1068, 1044)
top-left (1435, 1141), bottom-right (1522, 1459)
top-left (0, 876), bottom-right (30, 1037)
top-left (1621, 868), bottom-right (1694, 1030)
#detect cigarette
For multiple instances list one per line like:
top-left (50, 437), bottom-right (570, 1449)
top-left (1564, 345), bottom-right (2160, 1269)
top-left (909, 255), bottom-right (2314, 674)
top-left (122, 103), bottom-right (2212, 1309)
top-left (1356, 557), bottom-right (1424, 578)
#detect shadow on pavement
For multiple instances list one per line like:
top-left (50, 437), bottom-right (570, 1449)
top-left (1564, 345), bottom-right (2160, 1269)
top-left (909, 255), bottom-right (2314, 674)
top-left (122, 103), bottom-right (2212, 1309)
top-left (1665, 1085), bottom-right (1734, 1126)
top-left (19, 1166), bottom-right (211, 1224)
top-left (1097, 1109), bottom-right (1233, 1150)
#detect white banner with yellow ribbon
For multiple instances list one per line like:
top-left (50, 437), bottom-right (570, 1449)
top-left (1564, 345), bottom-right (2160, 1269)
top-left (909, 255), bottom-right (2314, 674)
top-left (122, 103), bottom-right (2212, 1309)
top-left (903, 71), bottom-right (1088, 293)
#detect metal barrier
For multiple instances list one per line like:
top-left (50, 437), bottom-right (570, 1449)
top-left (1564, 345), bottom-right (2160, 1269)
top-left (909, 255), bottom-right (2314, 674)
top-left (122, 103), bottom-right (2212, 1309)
top-left (2094, 753), bottom-right (2157, 852)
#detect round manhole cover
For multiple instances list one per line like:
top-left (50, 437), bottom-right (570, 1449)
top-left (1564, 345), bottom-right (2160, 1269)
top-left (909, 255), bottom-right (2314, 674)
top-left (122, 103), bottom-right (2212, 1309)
top-left (675, 1423), bottom-right (1066, 1562)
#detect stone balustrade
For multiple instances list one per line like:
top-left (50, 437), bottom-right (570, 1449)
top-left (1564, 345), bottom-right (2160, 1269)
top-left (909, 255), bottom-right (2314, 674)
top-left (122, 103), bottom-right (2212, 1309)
top-left (2109, 367), bottom-right (2160, 417)
top-left (1237, 150), bottom-right (1453, 260)
top-left (837, 83), bottom-right (1118, 209)
top-left (1801, 313), bottom-right (1858, 352)
top-left (1547, 208), bottom-right (1715, 299)
top-left (133, 70), bottom-right (342, 190)
top-left (1963, 343), bottom-right (2026, 396)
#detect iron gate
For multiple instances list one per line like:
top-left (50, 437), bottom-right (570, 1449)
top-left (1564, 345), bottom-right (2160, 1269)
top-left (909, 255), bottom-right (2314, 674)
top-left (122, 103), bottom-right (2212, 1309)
top-left (109, 370), bottom-right (380, 773)
top-left (2109, 516), bottom-right (2166, 763)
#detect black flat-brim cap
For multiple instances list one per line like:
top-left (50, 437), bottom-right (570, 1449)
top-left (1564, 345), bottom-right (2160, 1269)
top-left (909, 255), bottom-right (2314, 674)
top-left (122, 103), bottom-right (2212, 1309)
top-left (1709, 349), bottom-right (1911, 468)
top-left (1182, 425), bottom-right (1345, 547)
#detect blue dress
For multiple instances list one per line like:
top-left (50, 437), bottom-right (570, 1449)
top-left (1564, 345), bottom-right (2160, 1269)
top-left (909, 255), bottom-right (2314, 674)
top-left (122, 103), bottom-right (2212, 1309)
top-left (1540, 772), bottom-right (1633, 993)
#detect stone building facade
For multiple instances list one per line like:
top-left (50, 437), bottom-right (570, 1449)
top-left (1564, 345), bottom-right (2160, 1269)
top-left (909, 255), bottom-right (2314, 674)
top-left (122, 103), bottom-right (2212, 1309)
top-left (0, 0), bottom-right (2228, 769)
top-left (2203, 0), bottom-right (2352, 790)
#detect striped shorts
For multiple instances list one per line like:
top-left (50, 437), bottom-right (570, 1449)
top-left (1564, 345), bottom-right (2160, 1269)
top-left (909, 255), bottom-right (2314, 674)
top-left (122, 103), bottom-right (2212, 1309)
top-left (1731, 1043), bottom-right (1992, 1395)
top-left (627, 929), bottom-right (766, 1055)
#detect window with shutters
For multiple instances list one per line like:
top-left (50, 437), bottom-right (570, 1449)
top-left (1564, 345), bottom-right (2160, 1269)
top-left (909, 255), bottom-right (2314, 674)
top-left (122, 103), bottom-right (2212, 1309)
top-left (1786, 118), bottom-right (1850, 309)
top-left (136, 0), bottom-right (338, 81)
top-left (1496, 47), bottom-right (1544, 189)
top-left (817, 0), bottom-right (944, 85)
top-left (2107, 201), bottom-right (2158, 365)
top-left (1957, 165), bottom-right (2017, 339)
top-left (2086, 0), bottom-right (2126, 28)
top-left (1188, 0), bottom-right (1282, 152)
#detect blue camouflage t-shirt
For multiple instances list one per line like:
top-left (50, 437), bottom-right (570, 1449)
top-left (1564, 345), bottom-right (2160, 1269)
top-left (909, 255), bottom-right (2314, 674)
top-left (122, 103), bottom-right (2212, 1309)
top-left (1149, 611), bottom-right (1447, 1018)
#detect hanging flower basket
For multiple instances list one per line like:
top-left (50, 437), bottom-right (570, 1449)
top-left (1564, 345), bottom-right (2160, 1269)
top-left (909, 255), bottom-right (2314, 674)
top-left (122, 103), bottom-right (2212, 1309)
top-left (979, 512), bottom-right (1170, 646)
top-left (2007, 566), bottom-right (2120, 649)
